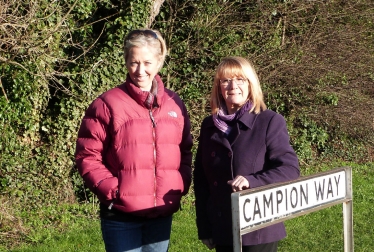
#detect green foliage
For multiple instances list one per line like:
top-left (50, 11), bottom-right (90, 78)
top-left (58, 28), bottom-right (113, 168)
top-left (0, 1), bottom-right (153, 247)
top-left (287, 114), bottom-right (329, 163)
top-left (0, 0), bottom-right (153, 205)
top-left (155, 0), bottom-right (294, 139)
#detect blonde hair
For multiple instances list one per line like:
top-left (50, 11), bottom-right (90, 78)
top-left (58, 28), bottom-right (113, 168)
top-left (210, 56), bottom-right (267, 115)
top-left (124, 29), bottom-right (167, 71)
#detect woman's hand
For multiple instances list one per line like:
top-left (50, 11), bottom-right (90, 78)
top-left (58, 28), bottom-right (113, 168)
top-left (201, 238), bottom-right (215, 250)
top-left (227, 175), bottom-right (250, 192)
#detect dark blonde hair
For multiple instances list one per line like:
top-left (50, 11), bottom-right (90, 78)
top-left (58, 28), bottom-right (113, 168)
top-left (210, 56), bottom-right (267, 115)
top-left (124, 29), bottom-right (167, 71)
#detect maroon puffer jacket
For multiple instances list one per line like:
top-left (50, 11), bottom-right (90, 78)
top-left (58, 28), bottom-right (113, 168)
top-left (75, 74), bottom-right (193, 218)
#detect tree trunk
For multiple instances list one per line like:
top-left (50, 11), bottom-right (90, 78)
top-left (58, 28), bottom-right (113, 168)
top-left (147, 0), bottom-right (165, 28)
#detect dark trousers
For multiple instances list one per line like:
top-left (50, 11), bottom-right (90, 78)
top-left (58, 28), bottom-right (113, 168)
top-left (215, 241), bottom-right (278, 252)
top-left (100, 215), bottom-right (172, 252)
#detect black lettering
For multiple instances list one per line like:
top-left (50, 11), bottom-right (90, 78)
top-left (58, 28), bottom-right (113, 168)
top-left (314, 179), bottom-right (325, 200)
top-left (290, 187), bottom-right (298, 208)
top-left (285, 188), bottom-right (288, 211)
top-left (327, 177), bottom-right (334, 198)
top-left (276, 190), bottom-right (283, 213)
top-left (252, 197), bottom-right (262, 220)
top-left (300, 184), bottom-right (308, 206)
top-left (263, 193), bottom-right (273, 217)
top-left (243, 198), bottom-right (251, 222)
top-left (334, 175), bottom-right (341, 196)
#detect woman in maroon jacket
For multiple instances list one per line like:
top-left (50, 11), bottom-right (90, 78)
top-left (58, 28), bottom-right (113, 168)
top-left (194, 56), bottom-right (300, 252)
top-left (75, 29), bottom-right (193, 252)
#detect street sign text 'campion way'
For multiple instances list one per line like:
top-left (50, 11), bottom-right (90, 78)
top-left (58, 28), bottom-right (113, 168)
top-left (239, 170), bottom-right (346, 229)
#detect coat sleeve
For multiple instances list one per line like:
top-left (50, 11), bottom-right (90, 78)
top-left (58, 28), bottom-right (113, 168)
top-left (75, 98), bottom-right (118, 204)
top-left (179, 102), bottom-right (193, 195)
top-left (193, 120), bottom-right (213, 239)
top-left (245, 113), bottom-right (300, 188)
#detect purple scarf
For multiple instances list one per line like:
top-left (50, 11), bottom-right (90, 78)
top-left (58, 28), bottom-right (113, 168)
top-left (213, 101), bottom-right (252, 134)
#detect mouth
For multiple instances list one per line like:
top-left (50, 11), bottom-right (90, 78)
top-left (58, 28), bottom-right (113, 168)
top-left (136, 74), bottom-right (148, 79)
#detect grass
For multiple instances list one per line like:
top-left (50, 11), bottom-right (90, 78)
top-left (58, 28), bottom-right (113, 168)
top-left (7, 206), bottom-right (209, 252)
top-left (281, 162), bottom-right (374, 252)
top-left (7, 212), bottom-right (105, 252)
top-left (6, 162), bottom-right (374, 252)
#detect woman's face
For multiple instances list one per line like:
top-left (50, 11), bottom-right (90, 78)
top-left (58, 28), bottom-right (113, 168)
top-left (219, 76), bottom-right (249, 114)
top-left (126, 46), bottom-right (160, 91)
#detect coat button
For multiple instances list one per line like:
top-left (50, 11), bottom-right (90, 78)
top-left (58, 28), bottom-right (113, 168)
top-left (213, 181), bottom-right (218, 186)
top-left (211, 151), bottom-right (216, 157)
top-left (228, 151), bottom-right (232, 157)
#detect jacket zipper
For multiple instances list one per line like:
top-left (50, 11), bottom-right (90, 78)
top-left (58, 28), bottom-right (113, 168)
top-left (149, 109), bottom-right (157, 127)
top-left (149, 109), bottom-right (157, 207)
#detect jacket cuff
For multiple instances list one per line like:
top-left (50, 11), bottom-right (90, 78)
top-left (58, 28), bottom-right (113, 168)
top-left (95, 177), bottom-right (118, 201)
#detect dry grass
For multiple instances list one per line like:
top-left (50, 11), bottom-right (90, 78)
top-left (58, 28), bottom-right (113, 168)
top-left (0, 196), bottom-right (29, 248)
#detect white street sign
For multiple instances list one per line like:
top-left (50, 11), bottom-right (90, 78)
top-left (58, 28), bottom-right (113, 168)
top-left (231, 167), bottom-right (353, 252)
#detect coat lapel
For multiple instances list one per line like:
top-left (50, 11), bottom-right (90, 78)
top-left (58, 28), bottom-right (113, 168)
top-left (205, 112), bottom-right (258, 149)
top-left (211, 131), bottom-right (231, 150)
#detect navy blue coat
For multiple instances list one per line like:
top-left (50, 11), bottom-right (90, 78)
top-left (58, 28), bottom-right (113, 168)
top-left (194, 109), bottom-right (300, 246)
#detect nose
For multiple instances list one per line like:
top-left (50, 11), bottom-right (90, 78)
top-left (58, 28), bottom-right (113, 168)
top-left (136, 63), bottom-right (145, 74)
top-left (229, 81), bottom-right (239, 89)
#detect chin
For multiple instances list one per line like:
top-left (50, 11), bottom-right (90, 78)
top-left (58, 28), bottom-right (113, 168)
top-left (137, 82), bottom-right (152, 91)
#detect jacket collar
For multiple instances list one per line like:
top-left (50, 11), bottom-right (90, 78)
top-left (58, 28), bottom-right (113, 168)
top-left (205, 111), bottom-right (260, 149)
top-left (121, 74), bottom-right (165, 108)
top-left (237, 111), bottom-right (258, 130)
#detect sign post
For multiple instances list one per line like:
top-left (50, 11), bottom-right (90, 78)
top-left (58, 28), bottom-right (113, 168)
top-left (231, 167), bottom-right (353, 252)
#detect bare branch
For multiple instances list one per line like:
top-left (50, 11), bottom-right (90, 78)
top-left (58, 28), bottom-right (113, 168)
top-left (147, 0), bottom-right (165, 28)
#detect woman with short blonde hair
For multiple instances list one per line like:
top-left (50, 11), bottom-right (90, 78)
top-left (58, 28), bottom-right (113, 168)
top-left (194, 56), bottom-right (299, 252)
top-left (210, 56), bottom-right (266, 115)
